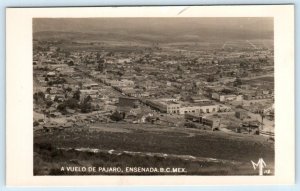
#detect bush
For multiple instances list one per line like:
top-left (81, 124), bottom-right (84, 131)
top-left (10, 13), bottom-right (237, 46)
top-left (73, 90), bottom-right (81, 100)
top-left (33, 91), bottom-right (45, 103)
top-left (184, 122), bottom-right (197, 128)
top-left (67, 60), bottom-right (74, 66)
top-left (46, 100), bottom-right (53, 108)
top-left (110, 111), bottom-right (125, 121)
top-left (65, 98), bottom-right (79, 109)
top-left (80, 102), bottom-right (92, 113)
top-left (236, 105), bottom-right (243, 109)
top-left (33, 121), bottom-right (40, 127)
top-left (57, 103), bottom-right (66, 112)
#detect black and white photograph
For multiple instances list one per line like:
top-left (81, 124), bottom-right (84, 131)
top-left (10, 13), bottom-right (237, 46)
top-left (6, 5), bottom-right (295, 186)
top-left (33, 17), bottom-right (275, 176)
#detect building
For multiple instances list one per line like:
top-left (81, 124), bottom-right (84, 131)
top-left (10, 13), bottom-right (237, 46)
top-left (80, 89), bottom-right (99, 99)
top-left (179, 103), bottom-right (219, 115)
top-left (109, 79), bottom-right (134, 87)
top-left (235, 111), bottom-right (248, 119)
top-left (243, 93), bottom-right (273, 100)
top-left (46, 71), bottom-right (56, 77)
top-left (212, 93), bottom-right (243, 102)
top-left (83, 83), bottom-right (99, 89)
top-left (119, 97), bottom-right (139, 108)
top-left (121, 89), bottom-right (150, 98)
top-left (185, 113), bottom-right (220, 129)
top-left (165, 101), bottom-right (181, 114)
top-left (146, 99), bottom-right (220, 115)
top-left (190, 96), bottom-right (211, 103)
top-left (146, 100), bottom-right (167, 113)
top-left (146, 99), bottom-right (180, 114)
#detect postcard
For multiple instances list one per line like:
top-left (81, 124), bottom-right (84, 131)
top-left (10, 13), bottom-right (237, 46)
top-left (6, 5), bottom-right (294, 186)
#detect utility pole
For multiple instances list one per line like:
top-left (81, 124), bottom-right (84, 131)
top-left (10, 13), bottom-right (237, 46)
top-left (260, 112), bottom-right (265, 130)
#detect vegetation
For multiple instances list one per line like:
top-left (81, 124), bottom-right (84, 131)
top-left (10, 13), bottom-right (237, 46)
top-left (110, 111), bottom-right (125, 121)
top-left (67, 60), bottom-right (74, 66)
top-left (184, 122), bottom-right (197, 128)
top-left (34, 125), bottom-right (274, 175)
top-left (80, 95), bottom-right (93, 113)
top-left (33, 91), bottom-right (45, 105)
top-left (233, 77), bottom-right (243, 87)
top-left (57, 98), bottom-right (78, 113)
top-left (33, 121), bottom-right (40, 127)
top-left (73, 90), bottom-right (81, 100)
top-left (47, 78), bottom-right (66, 86)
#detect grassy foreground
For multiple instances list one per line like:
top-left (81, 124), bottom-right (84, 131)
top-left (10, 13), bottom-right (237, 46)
top-left (34, 124), bottom-right (274, 175)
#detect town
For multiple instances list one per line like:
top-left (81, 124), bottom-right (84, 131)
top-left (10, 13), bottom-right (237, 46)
top-left (32, 23), bottom-right (275, 175)
top-left (33, 39), bottom-right (274, 135)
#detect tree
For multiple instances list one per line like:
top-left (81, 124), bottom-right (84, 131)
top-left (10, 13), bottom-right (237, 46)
top-left (221, 88), bottom-right (234, 94)
top-left (116, 71), bottom-right (124, 77)
top-left (110, 111), bottom-right (124, 121)
top-left (47, 81), bottom-right (53, 86)
top-left (134, 67), bottom-right (142, 73)
top-left (46, 100), bottom-right (53, 108)
top-left (33, 91), bottom-right (45, 104)
top-left (80, 102), bottom-right (92, 113)
top-left (236, 105), bottom-right (243, 109)
top-left (83, 95), bottom-right (92, 103)
top-left (67, 60), bottom-right (74, 66)
top-left (145, 116), bottom-right (155, 124)
top-left (57, 103), bottom-right (66, 112)
top-left (73, 90), bottom-right (81, 101)
top-left (79, 95), bottom-right (93, 113)
top-left (65, 98), bottom-right (79, 109)
top-left (65, 87), bottom-right (72, 92)
top-left (233, 78), bottom-right (242, 87)
top-left (54, 96), bottom-right (60, 102)
top-left (177, 65), bottom-right (182, 72)
top-left (96, 59), bottom-right (106, 72)
top-left (33, 121), bottom-right (39, 127)
top-left (46, 87), bottom-right (51, 94)
top-left (206, 76), bottom-right (215, 82)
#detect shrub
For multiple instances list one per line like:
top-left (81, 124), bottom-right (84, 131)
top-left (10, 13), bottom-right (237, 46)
top-left (184, 122), bottom-right (197, 128)
top-left (110, 111), bottom-right (124, 121)
top-left (33, 121), bottom-right (40, 127)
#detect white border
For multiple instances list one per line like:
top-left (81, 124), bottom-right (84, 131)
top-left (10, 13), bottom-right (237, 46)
top-left (6, 5), bottom-right (294, 186)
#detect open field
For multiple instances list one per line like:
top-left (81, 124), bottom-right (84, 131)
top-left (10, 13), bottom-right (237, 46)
top-left (242, 76), bottom-right (274, 89)
top-left (34, 123), bottom-right (274, 175)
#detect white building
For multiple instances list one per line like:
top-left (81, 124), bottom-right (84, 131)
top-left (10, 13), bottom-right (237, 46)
top-left (212, 93), bottom-right (243, 102)
top-left (179, 104), bottom-right (219, 115)
top-left (109, 79), bottom-right (134, 87)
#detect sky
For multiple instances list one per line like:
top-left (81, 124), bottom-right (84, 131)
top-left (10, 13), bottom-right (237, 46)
top-left (33, 18), bottom-right (274, 41)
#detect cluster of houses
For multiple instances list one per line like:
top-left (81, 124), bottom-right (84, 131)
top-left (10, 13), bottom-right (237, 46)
top-left (33, 40), bottom-right (274, 133)
top-left (144, 98), bottom-right (231, 115)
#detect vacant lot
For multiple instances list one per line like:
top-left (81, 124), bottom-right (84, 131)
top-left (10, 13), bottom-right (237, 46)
top-left (34, 123), bottom-right (274, 175)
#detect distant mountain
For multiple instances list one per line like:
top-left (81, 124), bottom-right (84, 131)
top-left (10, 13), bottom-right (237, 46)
top-left (33, 18), bottom-right (273, 43)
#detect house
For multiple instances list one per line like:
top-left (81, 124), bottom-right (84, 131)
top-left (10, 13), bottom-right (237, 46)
top-left (220, 94), bottom-right (237, 102)
top-left (185, 113), bottom-right (220, 129)
top-left (190, 96), bottom-right (211, 103)
top-left (147, 99), bottom-right (181, 114)
top-left (213, 93), bottom-right (243, 102)
top-left (179, 103), bottom-right (219, 115)
top-left (83, 83), bottom-right (99, 89)
top-left (119, 97), bottom-right (139, 108)
top-left (235, 111), bottom-right (248, 119)
top-left (109, 79), bottom-right (134, 87)
top-left (47, 71), bottom-right (56, 77)
top-left (80, 89), bottom-right (99, 99)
